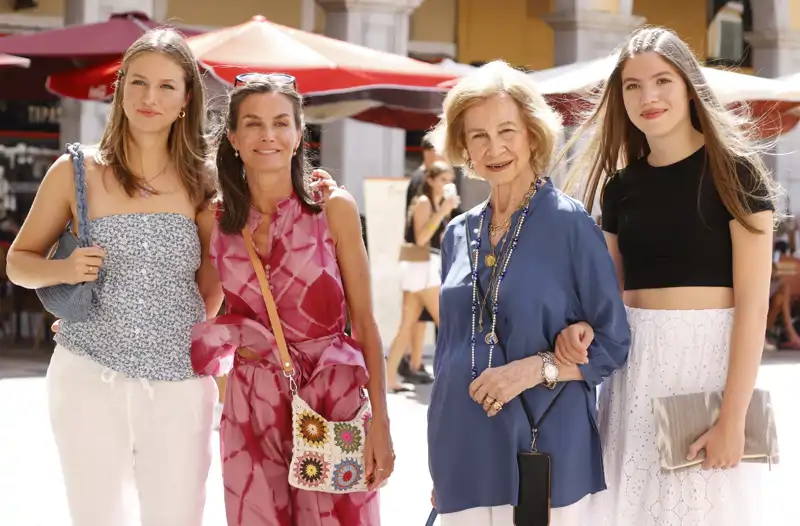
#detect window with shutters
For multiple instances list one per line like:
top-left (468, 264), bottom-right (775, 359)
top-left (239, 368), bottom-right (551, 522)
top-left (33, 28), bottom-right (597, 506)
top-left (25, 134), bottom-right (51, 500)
top-left (707, 0), bottom-right (751, 68)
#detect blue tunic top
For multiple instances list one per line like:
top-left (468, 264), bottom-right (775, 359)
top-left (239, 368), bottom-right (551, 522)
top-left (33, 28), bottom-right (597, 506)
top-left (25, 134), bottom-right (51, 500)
top-left (427, 180), bottom-right (630, 514)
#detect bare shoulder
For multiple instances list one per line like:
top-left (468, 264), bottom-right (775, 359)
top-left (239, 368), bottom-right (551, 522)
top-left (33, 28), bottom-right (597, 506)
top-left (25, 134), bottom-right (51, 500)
top-left (413, 194), bottom-right (433, 211)
top-left (325, 188), bottom-right (359, 216)
top-left (324, 189), bottom-right (362, 242)
top-left (42, 153), bottom-right (78, 192)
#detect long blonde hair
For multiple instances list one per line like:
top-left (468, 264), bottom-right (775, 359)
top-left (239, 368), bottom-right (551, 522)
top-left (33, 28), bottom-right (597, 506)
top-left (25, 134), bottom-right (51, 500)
top-left (430, 60), bottom-right (562, 179)
top-left (97, 28), bottom-right (212, 206)
top-left (563, 26), bottom-right (777, 233)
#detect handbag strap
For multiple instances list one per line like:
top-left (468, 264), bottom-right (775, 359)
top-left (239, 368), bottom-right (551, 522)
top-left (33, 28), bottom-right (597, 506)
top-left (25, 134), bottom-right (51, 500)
top-left (464, 217), bottom-right (565, 452)
top-left (241, 227), bottom-right (296, 383)
top-left (66, 143), bottom-right (91, 247)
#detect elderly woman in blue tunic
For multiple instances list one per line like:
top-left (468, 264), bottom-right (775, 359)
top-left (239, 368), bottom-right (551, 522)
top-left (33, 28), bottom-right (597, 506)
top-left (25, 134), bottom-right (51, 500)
top-left (426, 60), bottom-right (631, 525)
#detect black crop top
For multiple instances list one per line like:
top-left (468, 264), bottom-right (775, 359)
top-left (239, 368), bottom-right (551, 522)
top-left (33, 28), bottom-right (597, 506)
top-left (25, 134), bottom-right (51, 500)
top-left (601, 146), bottom-right (774, 290)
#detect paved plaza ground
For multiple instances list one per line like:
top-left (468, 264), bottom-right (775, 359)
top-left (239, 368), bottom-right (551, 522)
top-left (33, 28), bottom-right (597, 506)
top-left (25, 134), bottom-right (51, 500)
top-left (1, 344), bottom-right (797, 525)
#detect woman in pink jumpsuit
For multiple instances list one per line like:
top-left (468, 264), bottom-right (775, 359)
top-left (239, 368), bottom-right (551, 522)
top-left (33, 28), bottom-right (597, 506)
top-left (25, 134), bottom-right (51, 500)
top-left (191, 74), bottom-right (394, 526)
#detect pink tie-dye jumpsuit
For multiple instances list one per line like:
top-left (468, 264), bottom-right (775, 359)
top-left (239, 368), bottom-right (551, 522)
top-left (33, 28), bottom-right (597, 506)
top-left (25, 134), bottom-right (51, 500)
top-left (191, 196), bottom-right (381, 526)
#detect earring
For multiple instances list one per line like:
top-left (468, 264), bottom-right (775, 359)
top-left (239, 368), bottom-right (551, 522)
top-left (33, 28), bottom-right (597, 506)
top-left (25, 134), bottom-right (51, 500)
top-left (235, 150), bottom-right (239, 157)
top-left (179, 109), bottom-right (186, 119)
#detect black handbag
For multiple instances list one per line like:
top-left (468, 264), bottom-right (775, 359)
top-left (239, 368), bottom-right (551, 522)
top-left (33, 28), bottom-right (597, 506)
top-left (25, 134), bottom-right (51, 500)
top-left (35, 143), bottom-right (96, 321)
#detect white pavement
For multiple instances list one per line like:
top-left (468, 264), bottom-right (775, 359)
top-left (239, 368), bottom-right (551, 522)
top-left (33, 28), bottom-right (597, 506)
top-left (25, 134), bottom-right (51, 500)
top-left (0, 351), bottom-right (798, 526)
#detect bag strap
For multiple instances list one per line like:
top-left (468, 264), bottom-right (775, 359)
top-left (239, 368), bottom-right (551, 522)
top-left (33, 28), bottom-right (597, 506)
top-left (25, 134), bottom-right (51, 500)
top-left (241, 227), bottom-right (296, 380)
top-left (65, 143), bottom-right (91, 247)
top-left (464, 217), bottom-right (565, 452)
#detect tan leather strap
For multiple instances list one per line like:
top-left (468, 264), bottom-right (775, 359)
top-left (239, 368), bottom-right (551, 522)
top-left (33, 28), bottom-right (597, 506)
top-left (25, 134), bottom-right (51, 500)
top-left (242, 227), bottom-right (294, 376)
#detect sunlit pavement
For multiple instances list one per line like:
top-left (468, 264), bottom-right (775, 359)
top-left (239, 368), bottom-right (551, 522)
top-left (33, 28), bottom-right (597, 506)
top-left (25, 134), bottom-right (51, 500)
top-left (0, 348), bottom-right (797, 525)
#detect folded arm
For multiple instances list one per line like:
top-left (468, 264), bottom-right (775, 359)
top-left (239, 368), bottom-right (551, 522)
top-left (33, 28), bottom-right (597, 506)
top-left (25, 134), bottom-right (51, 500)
top-left (567, 215), bottom-right (630, 388)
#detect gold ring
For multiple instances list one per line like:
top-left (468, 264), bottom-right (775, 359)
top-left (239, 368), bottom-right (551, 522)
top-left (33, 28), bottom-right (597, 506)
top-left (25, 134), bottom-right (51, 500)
top-left (492, 401), bottom-right (503, 411)
top-left (484, 396), bottom-right (495, 405)
top-left (377, 468), bottom-right (386, 472)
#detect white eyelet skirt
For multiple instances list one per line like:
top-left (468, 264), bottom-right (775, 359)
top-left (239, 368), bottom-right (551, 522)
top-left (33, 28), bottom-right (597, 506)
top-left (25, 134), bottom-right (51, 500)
top-left (592, 307), bottom-right (773, 525)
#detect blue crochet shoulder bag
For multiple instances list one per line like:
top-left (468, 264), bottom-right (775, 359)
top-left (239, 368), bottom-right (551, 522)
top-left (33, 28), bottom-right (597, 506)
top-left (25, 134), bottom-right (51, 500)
top-left (35, 143), bottom-right (96, 321)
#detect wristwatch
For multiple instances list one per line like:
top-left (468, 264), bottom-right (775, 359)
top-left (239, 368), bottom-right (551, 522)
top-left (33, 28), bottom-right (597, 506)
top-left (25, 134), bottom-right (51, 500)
top-left (538, 351), bottom-right (559, 390)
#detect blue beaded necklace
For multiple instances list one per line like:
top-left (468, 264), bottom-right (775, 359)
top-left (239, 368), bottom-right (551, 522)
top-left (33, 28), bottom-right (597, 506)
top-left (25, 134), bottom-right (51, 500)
top-left (470, 178), bottom-right (543, 380)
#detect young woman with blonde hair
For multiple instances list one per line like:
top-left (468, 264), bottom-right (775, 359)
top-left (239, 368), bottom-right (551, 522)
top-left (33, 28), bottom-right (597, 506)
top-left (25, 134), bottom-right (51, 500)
top-left (7, 28), bottom-right (219, 526)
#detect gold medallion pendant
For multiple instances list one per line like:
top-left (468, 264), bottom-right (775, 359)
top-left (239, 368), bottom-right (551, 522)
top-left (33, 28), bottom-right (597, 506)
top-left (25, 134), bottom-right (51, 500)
top-left (485, 253), bottom-right (497, 267)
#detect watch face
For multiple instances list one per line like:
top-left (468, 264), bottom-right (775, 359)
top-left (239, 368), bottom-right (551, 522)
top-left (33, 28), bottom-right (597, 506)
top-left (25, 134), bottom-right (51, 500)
top-left (544, 363), bottom-right (558, 381)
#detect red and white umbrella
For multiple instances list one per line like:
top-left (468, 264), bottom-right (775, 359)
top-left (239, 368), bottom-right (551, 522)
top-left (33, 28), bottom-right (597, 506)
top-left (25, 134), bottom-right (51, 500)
top-left (45, 15), bottom-right (457, 130)
top-left (187, 15), bottom-right (456, 94)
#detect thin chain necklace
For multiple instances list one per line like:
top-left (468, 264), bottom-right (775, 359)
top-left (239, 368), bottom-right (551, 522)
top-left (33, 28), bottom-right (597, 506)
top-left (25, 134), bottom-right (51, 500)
top-left (470, 178), bottom-right (543, 380)
top-left (138, 161), bottom-right (170, 198)
top-left (477, 227), bottom-right (511, 333)
top-left (484, 182), bottom-right (536, 266)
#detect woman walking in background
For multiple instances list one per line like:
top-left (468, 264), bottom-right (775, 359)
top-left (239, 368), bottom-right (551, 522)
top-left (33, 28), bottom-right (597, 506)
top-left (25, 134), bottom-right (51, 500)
top-left (386, 160), bottom-right (459, 393)
top-left (6, 29), bottom-right (220, 526)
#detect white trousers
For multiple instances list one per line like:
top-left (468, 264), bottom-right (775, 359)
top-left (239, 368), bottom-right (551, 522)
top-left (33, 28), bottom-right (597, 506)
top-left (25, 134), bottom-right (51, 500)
top-left (47, 345), bottom-right (217, 526)
top-left (439, 494), bottom-right (592, 526)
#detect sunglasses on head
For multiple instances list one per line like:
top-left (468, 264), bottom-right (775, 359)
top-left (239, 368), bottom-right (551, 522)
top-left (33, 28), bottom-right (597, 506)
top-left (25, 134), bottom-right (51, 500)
top-left (233, 72), bottom-right (297, 90)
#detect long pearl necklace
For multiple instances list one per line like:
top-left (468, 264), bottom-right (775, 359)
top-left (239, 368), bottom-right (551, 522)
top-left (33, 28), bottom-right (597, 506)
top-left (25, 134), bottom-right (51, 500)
top-left (470, 178), bottom-right (542, 380)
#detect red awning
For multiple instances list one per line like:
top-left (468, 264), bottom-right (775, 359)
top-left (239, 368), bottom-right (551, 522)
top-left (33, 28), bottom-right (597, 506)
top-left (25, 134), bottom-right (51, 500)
top-left (0, 11), bottom-right (202, 60)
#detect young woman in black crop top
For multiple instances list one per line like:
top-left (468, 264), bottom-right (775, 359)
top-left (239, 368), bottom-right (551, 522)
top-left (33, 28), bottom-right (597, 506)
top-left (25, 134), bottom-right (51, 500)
top-left (555, 27), bottom-right (778, 525)
top-left (385, 160), bottom-right (459, 393)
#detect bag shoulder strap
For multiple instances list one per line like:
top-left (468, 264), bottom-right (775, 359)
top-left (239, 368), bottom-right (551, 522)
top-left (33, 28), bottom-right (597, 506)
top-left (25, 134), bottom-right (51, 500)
top-left (66, 143), bottom-right (91, 247)
top-left (241, 227), bottom-right (295, 377)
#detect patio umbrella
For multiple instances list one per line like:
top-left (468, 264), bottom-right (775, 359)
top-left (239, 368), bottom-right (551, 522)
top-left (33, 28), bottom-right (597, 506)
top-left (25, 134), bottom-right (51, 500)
top-left (186, 15), bottom-right (456, 93)
top-left (46, 15), bottom-right (456, 130)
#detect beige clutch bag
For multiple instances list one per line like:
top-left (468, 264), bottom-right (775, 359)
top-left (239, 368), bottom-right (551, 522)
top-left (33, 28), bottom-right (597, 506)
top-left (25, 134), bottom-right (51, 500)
top-left (652, 389), bottom-right (779, 472)
top-left (398, 243), bottom-right (430, 262)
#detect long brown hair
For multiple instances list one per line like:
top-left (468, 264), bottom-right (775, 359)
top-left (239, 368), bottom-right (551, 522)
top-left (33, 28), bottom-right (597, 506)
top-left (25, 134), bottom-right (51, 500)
top-left (562, 26), bottom-right (777, 233)
top-left (215, 78), bottom-right (319, 235)
top-left (409, 161), bottom-right (453, 223)
top-left (97, 28), bottom-right (212, 206)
